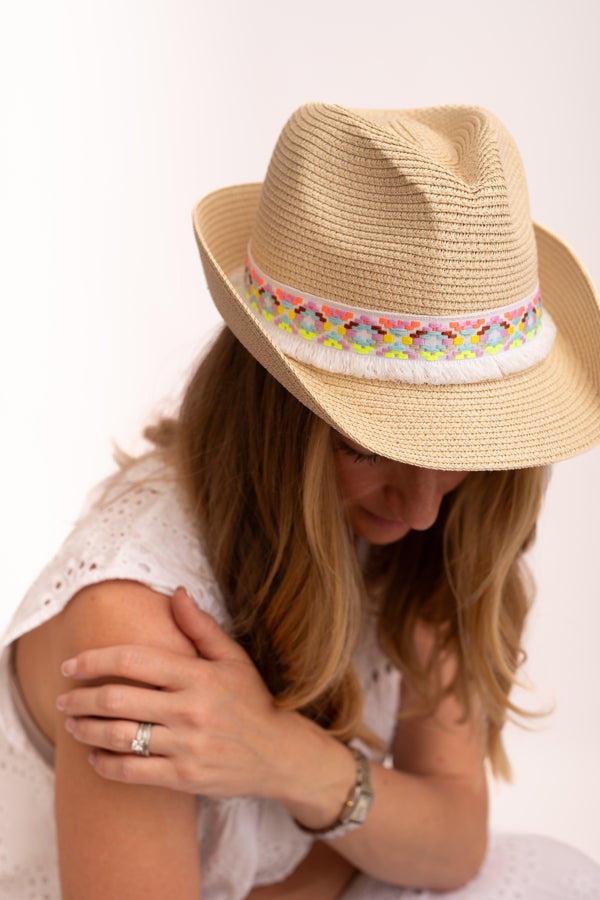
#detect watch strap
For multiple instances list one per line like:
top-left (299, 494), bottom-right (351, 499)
top-left (294, 747), bottom-right (374, 840)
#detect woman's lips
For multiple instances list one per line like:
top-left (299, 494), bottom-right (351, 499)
top-left (362, 508), bottom-right (408, 529)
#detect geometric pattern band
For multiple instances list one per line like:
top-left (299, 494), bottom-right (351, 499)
top-left (243, 252), bottom-right (543, 363)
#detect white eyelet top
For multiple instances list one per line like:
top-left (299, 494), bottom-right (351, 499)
top-left (0, 457), bottom-right (401, 900)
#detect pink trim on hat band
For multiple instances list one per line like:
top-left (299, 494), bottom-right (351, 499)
top-left (235, 252), bottom-right (556, 385)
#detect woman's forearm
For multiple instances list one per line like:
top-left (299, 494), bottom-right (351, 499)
top-left (329, 763), bottom-right (487, 890)
top-left (270, 714), bottom-right (488, 892)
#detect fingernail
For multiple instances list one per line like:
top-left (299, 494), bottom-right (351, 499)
top-left (61, 658), bottom-right (77, 677)
top-left (88, 751), bottom-right (97, 766)
top-left (176, 585), bottom-right (192, 600)
top-left (56, 694), bottom-right (68, 711)
top-left (65, 717), bottom-right (76, 733)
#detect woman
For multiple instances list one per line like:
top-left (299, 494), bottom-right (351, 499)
top-left (2, 102), bottom-right (600, 899)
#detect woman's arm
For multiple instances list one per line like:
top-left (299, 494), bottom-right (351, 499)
top-left (58, 591), bottom-right (487, 892)
top-left (314, 628), bottom-right (488, 890)
top-left (259, 622), bottom-right (488, 892)
top-left (45, 581), bottom-right (202, 899)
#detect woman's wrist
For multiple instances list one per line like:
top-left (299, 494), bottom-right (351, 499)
top-left (265, 709), bottom-right (359, 831)
top-left (294, 748), bottom-right (374, 840)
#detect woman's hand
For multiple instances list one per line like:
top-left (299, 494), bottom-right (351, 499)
top-left (56, 587), bottom-right (295, 797)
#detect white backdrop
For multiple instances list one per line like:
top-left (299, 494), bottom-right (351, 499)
top-left (2, 0), bottom-right (599, 863)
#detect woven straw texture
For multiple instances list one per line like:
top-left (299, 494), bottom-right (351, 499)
top-left (192, 104), bottom-right (600, 470)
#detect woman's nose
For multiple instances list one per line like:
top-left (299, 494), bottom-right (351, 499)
top-left (383, 465), bottom-right (445, 531)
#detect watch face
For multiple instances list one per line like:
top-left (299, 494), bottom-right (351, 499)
top-left (349, 786), bottom-right (374, 825)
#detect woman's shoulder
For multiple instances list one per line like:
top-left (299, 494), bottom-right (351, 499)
top-left (14, 580), bottom-right (198, 748)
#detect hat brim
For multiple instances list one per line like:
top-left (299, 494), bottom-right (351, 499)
top-left (193, 183), bottom-right (600, 470)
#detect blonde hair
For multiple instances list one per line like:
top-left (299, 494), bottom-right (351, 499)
top-left (368, 469), bottom-right (546, 778)
top-left (148, 327), bottom-right (547, 778)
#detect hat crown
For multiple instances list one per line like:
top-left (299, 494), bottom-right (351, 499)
top-left (251, 103), bottom-right (538, 316)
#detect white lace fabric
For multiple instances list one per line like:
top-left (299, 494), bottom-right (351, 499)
top-left (0, 458), bottom-right (400, 900)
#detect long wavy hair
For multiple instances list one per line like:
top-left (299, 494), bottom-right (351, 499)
top-left (147, 326), bottom-right (548, 779)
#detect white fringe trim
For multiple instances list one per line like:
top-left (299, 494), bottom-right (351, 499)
top-left (229, 268), bottom-right (556, 385)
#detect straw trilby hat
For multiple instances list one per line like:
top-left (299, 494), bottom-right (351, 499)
top-left (192, 103), bottom-right (600, 470)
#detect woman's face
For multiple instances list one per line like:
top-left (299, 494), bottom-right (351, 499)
top-left (333, 434), bottom-right (468, 545)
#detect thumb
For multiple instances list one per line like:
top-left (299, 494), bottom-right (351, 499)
top-left (171, 586), bottom-right (247, 663)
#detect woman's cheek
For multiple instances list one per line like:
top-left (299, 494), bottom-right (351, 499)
top-left (334, 460), bottom-right (377, 504)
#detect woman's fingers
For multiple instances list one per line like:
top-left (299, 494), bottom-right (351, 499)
top-left (57, 682), bottom-right (173, 725)
top-left (60, 595), bottom-right (247, 684)
top-left (60, 643), bottom-right (192, 689)
top-left (66, 717), bottom-right (171, 757)
top-left (88, 749), bottom-right (178, 789)
top-left (171, 588), bottom-right (249, 663)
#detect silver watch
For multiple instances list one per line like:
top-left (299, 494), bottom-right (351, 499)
top-left (294, 747), bottom-right (374, 840)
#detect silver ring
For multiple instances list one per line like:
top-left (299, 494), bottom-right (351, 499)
top-left (131, 722), bottom-right (152, 757)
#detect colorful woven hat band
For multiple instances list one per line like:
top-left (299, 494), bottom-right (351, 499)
top-left (232, 248), bottom-right (556, 386)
